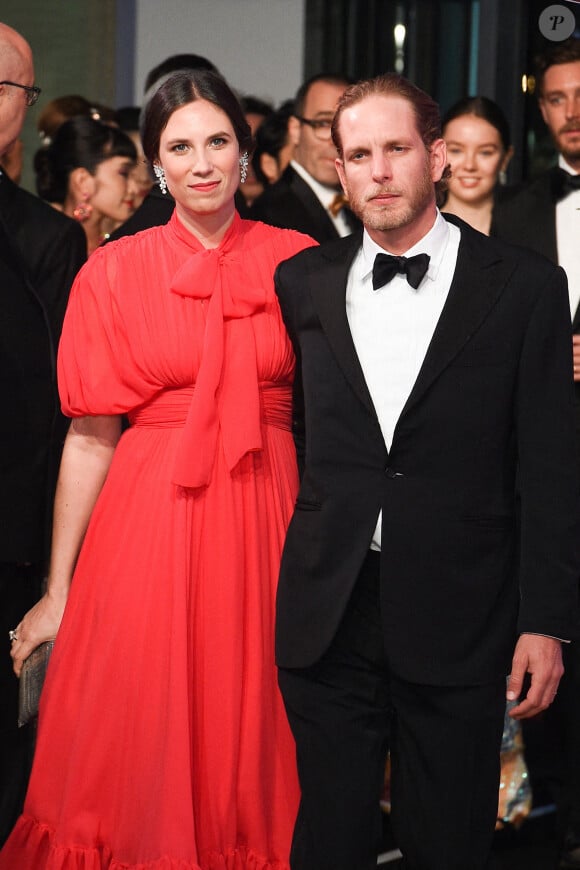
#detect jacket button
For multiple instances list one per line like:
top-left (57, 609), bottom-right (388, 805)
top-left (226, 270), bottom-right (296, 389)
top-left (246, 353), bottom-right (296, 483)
top-left (385, 467), bottom-right (404, 478)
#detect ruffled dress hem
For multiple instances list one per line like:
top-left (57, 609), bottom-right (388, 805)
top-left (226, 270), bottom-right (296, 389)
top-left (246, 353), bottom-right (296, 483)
top-left (1, 816), bottom-right (290, 870)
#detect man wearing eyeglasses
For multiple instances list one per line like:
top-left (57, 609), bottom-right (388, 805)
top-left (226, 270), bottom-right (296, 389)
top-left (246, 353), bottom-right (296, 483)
top-left (0, 21), bottom-right (85, 846)
top-left (251, 73), bottom-right (360, 241)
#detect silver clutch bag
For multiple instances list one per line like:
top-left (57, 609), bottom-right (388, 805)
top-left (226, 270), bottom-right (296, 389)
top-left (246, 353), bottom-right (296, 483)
top-left (18, 640), bottom-right (55, 727)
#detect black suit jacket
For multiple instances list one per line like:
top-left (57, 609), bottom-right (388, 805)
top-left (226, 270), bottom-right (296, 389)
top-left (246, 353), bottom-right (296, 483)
top-left (106, 185), bottom-right (174, 242)
top-left (250, 165), bottom-right (359, 243)
top-left (0, 174), bottom-right (86, 563)
top-left (275, 216), bottom-right (579, 686)
top-left (492, 167), bottom-right (580, 457)
top-left (491, 169), bottom-right (560, 290)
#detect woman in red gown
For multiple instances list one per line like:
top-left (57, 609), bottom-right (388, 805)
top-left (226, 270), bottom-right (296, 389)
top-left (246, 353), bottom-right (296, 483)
top-left (1, 70), bottom-right (315, 869)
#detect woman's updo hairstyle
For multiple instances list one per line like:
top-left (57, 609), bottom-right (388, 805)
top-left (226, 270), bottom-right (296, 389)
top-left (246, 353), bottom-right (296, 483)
top-left (441, 96), bottom-right (511, 153)
top-left (141, 69), bottom-right (253, 166)
top-left (34, 115), bottom-right (137, 205)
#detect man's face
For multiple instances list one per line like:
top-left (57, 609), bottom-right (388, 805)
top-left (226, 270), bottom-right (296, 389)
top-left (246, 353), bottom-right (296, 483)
top-left (335, 94), bottom-right (446, 251)
top-left (0, 46), bottom-right (34, 158)
top-left (289, 80), bottom-right (347, 186)
top-left (539, 61), bottom-right (580, 167)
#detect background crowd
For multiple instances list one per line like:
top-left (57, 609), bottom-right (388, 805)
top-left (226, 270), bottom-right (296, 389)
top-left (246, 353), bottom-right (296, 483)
top-left (0, 16), bottom-right (579, 870)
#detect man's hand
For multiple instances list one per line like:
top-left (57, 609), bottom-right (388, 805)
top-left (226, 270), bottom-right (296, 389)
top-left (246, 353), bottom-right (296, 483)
top-left (507, 633), bottom-right (563, 720)
top-left (572, 335), bottom-right (580, 381)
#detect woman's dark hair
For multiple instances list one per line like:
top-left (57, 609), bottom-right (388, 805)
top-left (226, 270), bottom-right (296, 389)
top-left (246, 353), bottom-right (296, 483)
top-left (251, 100), bottom-right (294, 186)
top-left (442, 96), bottom-right (511, 152)
top-left (36, 94), bottom-right (93, 144)
top-left (240, 95), bottom-right (274, 119)
top-left (144, 54), bottom-right (219, 92)
top-left (141, 70), bottom-right (253, 165)
top-left (34, 115), bottom-right (136, 205)
top-left (114, 105), bottom-right (141, 133)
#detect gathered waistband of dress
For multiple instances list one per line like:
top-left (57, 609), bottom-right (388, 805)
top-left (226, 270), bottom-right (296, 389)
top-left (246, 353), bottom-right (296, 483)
top-left (128, 382), bottom-right (292, 431)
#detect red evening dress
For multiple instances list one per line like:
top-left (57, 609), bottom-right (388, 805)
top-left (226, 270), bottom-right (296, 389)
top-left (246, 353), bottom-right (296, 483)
top-left (0, 212), bottom-right (315, 869)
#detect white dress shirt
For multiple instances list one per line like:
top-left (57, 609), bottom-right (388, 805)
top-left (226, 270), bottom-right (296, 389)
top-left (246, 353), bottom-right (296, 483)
top-left (290, 160), bottom-right (352, 237)
top-left (346, 211), bottom-right (461, 548)
top-left (556, 156), bottom-right (580, 319)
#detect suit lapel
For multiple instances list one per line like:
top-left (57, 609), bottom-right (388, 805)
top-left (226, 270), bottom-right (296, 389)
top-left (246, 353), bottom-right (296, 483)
top-left (541, 169), bottom-right (559, 262)
top-left (396, 221), bottom-right (517, 427)
top-left (307, 233), bottom-right (377, 417)
top-left (288, 168), bottom-right (339, 241)
top-left (305, 220), bottom-right (519, 436)
top-left (544, 169), bottom-right (580, 328)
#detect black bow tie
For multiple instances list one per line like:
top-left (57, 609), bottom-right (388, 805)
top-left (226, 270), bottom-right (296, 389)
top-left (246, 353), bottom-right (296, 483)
top-left (552, 167), bottom-right (580, 202)
top-left (372, 252), bottom-right (430, 291)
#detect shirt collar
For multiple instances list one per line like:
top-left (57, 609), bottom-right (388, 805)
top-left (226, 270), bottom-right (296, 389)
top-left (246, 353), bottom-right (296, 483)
top-left (559, 155), bottom-right (580, 177)
top-left (290, 159), bottom-right (340, 208)
top-left (359, 210), bottom-right (450, 288)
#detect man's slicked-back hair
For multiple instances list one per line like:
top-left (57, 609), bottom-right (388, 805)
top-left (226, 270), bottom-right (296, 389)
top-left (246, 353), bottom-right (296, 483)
top-left (293, 72), bottom-right (352, 118)
top-left (535, 37), bottom-right (580, 98)
top-left (331, 73), bottom-right (443, 159)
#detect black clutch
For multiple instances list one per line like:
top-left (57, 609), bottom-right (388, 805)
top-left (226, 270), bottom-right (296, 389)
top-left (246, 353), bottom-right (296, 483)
top-left (18, 640), bottom-right (55, 728)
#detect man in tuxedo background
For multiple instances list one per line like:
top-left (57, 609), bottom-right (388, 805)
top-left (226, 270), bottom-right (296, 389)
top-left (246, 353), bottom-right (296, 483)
top-left (493, 37), bottom-right (580, 414)
top-left (274, 73), bottom-right (579, 870)
top-left (493, 37), bottom-right (580, 870)
top-left (251, 72), bottom-right (359, 241)
top-left (0, 21), bottom-right (86, 845)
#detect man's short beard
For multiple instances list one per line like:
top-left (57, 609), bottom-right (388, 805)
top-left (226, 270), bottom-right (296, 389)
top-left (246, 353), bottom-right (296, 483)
top-left (555, 126), bottom-right (580, 165)
top-left (346, 165), bottom-right (434, 233)
top-left (357, 203), bottom-right (416, 232)
top-left (561, 142), bottom-right (580, 163)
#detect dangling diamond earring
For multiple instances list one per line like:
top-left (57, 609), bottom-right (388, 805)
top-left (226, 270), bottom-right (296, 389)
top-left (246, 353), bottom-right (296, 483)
top-left (154, 164), bottom-right (168, 195)
top-left (239, 152), bottom-right (249, 184)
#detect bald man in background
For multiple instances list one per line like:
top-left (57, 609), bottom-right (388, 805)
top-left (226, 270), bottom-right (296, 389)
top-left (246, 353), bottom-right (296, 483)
top-left (0, 22), bottom-right (85, 844)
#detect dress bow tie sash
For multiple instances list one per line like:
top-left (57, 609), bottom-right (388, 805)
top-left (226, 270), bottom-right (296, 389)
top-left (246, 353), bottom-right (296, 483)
top-left (170, 243), bottom-right (267, 488)
top-left (372, 252), bottom-right (430, 290)
top-left (552, 167), bottom-right (580, 202)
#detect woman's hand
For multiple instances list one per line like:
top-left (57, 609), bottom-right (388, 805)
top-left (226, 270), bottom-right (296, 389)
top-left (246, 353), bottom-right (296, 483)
top-left (8, 414), bottom-right (122, 678)
top-left (10, 590), bottom-right (67, 677)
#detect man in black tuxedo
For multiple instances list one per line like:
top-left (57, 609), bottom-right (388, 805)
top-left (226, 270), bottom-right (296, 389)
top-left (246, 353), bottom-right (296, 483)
top-left (493, 37), bottom-right (580, 870)
top-left (250, 73), bottom-right (359, 241)
top-left (275, 73), bottom-right (579, 870)
top-left (493, 37), bottom-right (580, 447)
top-left (0, 22), bottom-right (86, 845)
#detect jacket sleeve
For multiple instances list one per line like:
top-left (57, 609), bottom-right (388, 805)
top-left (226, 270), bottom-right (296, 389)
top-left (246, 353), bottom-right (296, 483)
top-left (516, 263), bottom-right (580, 640)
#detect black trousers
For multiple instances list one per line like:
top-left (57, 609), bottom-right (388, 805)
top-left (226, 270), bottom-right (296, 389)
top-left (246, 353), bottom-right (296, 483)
top-left (0, 562), bottom-right (42, 846)
top-left (278, 551), bottom-right (505, 870)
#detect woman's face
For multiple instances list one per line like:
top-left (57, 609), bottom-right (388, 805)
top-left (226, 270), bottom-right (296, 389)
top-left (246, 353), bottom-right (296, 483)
top-left (90, 155), bottom-right (136, 223)
top-left (126, 130), bottom-right (153, 210)
top-left (157, 99), bottom-right (240, 220)
top-left (443, 114), bottom-right (509, 206)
